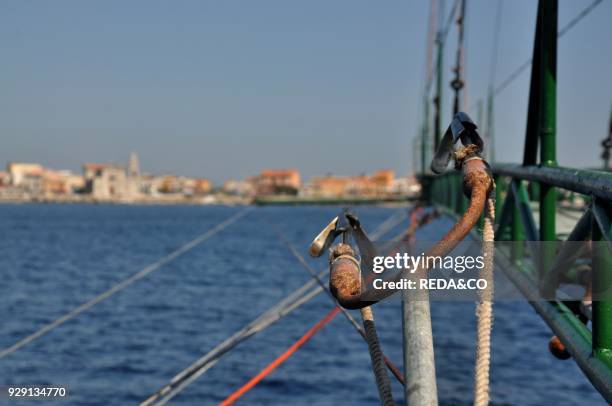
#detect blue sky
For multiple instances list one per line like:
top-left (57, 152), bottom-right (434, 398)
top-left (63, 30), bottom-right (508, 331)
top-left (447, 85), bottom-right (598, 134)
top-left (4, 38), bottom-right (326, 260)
top-left (0, 1), bottom-right (610, 183)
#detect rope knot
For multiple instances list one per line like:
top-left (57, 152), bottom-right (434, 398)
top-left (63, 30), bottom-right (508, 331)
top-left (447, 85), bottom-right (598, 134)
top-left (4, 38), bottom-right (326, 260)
top-left (329, 243), bottom-right (355, 263)
top-left (329, 243), bottom-right (360, 269)
top-left (454, 144), bottom-right (482, 169)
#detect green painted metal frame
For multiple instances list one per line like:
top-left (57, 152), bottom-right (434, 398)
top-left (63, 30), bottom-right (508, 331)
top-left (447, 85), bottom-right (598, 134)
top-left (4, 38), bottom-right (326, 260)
top-left (429, 168), bottom-right (612, 402)
top-left (424, 0), bottom-right (612, 401)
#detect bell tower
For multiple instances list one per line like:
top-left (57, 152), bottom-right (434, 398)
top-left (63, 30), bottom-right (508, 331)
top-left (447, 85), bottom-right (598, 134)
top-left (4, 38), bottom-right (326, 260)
top-left (128, 152), bottom-right (140, 178)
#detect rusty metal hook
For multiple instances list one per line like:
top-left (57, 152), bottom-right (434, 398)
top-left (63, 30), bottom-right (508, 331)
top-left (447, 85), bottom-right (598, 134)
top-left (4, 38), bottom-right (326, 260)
top-left (431, 112), bottom-right (484, 174)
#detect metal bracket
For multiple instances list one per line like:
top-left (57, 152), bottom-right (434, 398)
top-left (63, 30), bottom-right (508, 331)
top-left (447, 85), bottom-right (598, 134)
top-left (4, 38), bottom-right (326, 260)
top-left (431, 111), bottom-right (484, 174)
top-left (309, 209), bottom-right (377, 274)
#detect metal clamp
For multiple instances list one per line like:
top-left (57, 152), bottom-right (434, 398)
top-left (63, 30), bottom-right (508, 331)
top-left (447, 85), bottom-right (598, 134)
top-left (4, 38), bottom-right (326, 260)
top-left (309, 209), bottom-right (377, 277)
top-left (431, 111), bottom-right (484, 174)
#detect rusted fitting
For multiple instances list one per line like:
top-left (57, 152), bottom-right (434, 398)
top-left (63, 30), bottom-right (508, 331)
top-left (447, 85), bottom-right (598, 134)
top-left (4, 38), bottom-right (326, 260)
top-left (427, 150), bottom-right (493, 259)
top-left (339, 145), bottom-right (494, 307)
top-left (456, 144), bottom-right (493, 198)
top-left (329, 244), bottom-right (363, 309)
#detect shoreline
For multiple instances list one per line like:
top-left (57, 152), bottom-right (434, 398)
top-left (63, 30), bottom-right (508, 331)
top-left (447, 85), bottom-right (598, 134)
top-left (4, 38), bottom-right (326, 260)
top-left (0, 194), bottom-right (418, 207)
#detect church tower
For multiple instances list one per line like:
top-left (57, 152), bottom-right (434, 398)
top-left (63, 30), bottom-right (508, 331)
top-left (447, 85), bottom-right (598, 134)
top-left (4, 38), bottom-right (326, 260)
top-left (128, 152), bottom-right (140, 178)
top-left (126, 152), bottom-right (141, 200)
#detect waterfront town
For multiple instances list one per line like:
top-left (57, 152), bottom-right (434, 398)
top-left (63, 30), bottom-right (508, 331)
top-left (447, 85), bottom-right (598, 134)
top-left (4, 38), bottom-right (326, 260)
top-left (0, 154), bottom-right (421, 205)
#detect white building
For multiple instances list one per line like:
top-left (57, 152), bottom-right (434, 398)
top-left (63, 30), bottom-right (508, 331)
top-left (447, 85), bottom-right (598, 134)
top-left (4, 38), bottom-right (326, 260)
top-left (83, 153), bottom-right (143, 201)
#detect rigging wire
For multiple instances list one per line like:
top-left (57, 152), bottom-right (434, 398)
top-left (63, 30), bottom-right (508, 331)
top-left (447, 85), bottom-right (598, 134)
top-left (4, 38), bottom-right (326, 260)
top-left (218, 307), bottom-right (342, 406)
top-left (141, 210), bottom-right (408, 405)
top-left (441, 0), bottom-right (460, 43)
top-left (493, 0), bottom-right (603, 97)
top-left (427, 0), bottom-right (458, 101)
top-left (485, 0), bottom-right (504, 162)
top-left (488, 0), bottom-right (504, 89)
top-left (451, 0), bottom-right (467, 115)
top-left (142, 280), bottom-right (325, 406)
top-left (0, 208), bottom-right (252, 361)
top-left (417, 0), bottom-right (440, 172)
top-left (424, 0), bottom-right (439, 93)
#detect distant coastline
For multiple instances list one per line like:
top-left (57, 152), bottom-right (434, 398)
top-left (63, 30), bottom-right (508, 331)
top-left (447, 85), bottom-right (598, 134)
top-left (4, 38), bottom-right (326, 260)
top-left (0, 194), bottom-right (417, 206)
top-left (0, 194), bottom-right (251, 206)
top-left (1, 155), bottom-right (420, 206)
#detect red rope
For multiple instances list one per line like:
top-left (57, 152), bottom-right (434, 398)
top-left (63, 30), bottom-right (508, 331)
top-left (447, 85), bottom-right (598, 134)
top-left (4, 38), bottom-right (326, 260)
top-left (219, 307), bottom-right (341, 406)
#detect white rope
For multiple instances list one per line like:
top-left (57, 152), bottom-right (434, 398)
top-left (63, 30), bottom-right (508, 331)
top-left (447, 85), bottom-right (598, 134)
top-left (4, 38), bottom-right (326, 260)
top-left (0, 207), bottom-right (252, 361)
top-left (474, 191), bottom-right (495, 406)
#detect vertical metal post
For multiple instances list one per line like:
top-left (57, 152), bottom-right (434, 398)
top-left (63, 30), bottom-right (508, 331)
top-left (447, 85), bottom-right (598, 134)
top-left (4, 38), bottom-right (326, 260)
top-left (602, 108), bottom-right (612, 171)
top-left (523, 2), bottom-right (542, 166)
top-left (486, 91), bottom-right (495, 164)
top-left (411, 0), bottom-right (439, 381)
top-left (494, 175), bottom-right (504, 227)
top-left (433, 0), bottom-right (445, 151)
top-left (592, 200), bottom-right (612, 368)
top-left (476, 98), bottom-right (483, 129)
top-left (425, 101), bottom-right (431, 172)
top-left (451, 0), bottom-right (466, 116)
top-left (510, 182), bottom-right (524, 264)
top-left (402, 289), bottom-right (438, 405)
top-left (451, 0), bottom-right (465, 115)
top-left (421, 124), bottom-right (428, 175)
top-left (539, 0), bottom-right (558, 282)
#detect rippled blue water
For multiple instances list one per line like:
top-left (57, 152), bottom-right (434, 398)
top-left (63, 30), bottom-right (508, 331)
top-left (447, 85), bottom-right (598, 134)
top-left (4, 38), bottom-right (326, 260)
top-left (0, 205), bottom-right (605, 405)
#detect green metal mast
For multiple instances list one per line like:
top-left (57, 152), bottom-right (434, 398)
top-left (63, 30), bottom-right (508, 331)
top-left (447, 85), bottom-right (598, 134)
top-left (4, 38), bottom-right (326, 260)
top-left (433, 0), bottom-right (444, 152)
top-left (486, 91), bottom-right (495, 163)
top-left (538, 0), bottom-right (558, 284)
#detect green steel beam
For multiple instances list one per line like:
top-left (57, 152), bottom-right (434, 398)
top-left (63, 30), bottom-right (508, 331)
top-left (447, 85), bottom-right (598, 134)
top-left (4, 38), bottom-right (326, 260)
top-left (538, 0), bottom-right (558, 294)
top-left (493, 164), bottom-right (612, 201)
top-left (538, 0), bottom-right (558, 171)
top-left (434, 31), bottom-right (444, 151)
top-left (494, 175), bottom-right (504, 224)
top-left (592, 198), bottom-right (612, 368)
top-left (511, 180), bottom-right (539, 243)
top-left (442, 207), bottom-right (612, 402)
top-left (511, 186), bottom-right (524, 265)
top-left (487, 90), bottom-right (495, 164)
top-left (541, 209), bottom-right (592, 298)
top-left (511, 180), bottom-right (541, 280)
top-left (523, 2), bottom-right (542, 166)
top-left (421, 123), bottom-right (427, 175)
top-left (425, 0), bottom-right (610, 391)
top-left (497, 250), bottom-right (612, 403)
top-left (593, 197), bottom-right (612, 248)
top-left (495, 184), bottom-right (513, 241)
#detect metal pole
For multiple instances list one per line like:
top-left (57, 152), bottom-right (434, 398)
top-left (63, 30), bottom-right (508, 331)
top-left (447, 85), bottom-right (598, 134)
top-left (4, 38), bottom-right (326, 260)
top-left (486, 91), bottom-right (495, 163)
top-left (451, 0), bottom-right (466, 116)
top-left (421, 123), bottom-right (427, 175)
top-left (510, 181), bottom-right (524, 264)
top-left (522, 2), bottom-right (542, 166)
top-left (602, 107), bottom-right (612, 171)
top-left (433, 0), bottom-right (445, 151)
top-left (402, 289), bottom-right (438, 405)
top-left (592, 199), bottom-right (612, 369)
top-left (424, 100), bottom-right (431, 174)
top-left (538, 0), bottom-right (558, 284)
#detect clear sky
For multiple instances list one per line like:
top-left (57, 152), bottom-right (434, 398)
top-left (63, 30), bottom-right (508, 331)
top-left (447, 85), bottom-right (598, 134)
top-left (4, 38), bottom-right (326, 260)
top-left (1, 1), bottom-right (610, 183)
